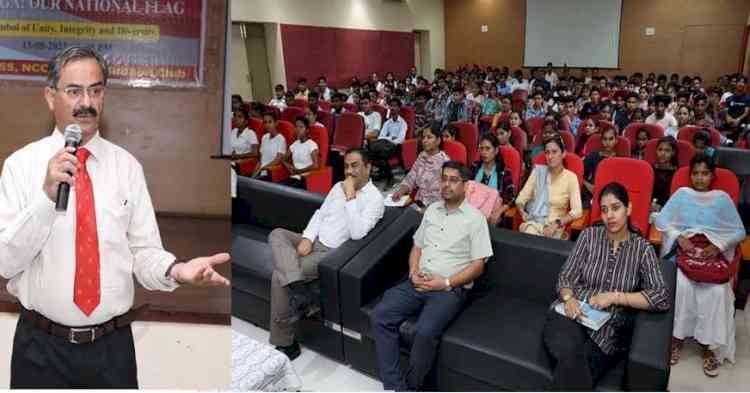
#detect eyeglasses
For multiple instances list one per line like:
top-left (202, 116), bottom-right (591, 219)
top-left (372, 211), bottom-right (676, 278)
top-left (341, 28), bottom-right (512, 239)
top-left (441, 176), bottom-right (463, 184)
top-left (56, 84), bottom-right (105, 100)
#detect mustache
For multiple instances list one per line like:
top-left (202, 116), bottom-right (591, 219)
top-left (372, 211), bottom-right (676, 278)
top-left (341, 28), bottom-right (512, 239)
top-left (73, 106), bottom-right (98, 117)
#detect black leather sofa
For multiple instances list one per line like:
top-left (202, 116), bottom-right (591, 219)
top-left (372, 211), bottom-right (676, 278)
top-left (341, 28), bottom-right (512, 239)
top-left (339, 224), bottom-right (677, 391)
top-left (231, 176), bottom-right (403, 361)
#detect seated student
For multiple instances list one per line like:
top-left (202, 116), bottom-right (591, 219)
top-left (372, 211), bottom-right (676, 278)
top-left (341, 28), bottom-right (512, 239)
top-left (369, 98), bottom-right (408, 185)
top-left (490, 95), bottom-right (520, 128)
top-left (631, 107), bottom-right (646, 123)
top-left (494, 120), bottom-right (515, 148)
top-left (470, 133), bottom-right (515, 224)
top-left (230, 107), bottom-right (259, 162)
top-left (692, 129), bottom-right (717, 159)
top-left (441, 123), bottom-right (458, 142)
top-left (582, 125), bottom-right (619, 208)
top-left (650, 136), bottom-right (680, 212)
top-left (371, 161), bottom-right (493, 391)
top-left (249, 102), bottom-right (266, 119)
top-left (268, 148), bottom-right (384, 360)
top-left (723, 78), bottom-right (749, 141)
top-left (331, 92), bottom-right (348, 117)
top-left (575, 118), bottom-right (599, 156)
top-left (251, 111), bottom-right (287, 180)
top-left (560, 96), bottom-right (582, 136)
top-left (294, 77), bottom-right (310, 100)
top-left (631, 127), bottom-right (651, 160)
top-left (442, 86), bottom-right (471, 128)
top-left (692, 93), bottom-right (715, 128)
top-left (390, 122), bottom-right (450, 208)
top-left (282, 117), bottom-right (320, 189)
top-left (307, 91), bottom-right (322, 112)
top-left (359, 96), bottom-right (383, 140)
top-left (646, 95), bottom-right (679, 137)
top-left (316, 75), bottom-right (332, 101)
top-left (656, 154), bottom-right (745, 377)
top-left (516, 135), bottom-right (582, 240)
top-left (304, 106), bottom-right (324, 128)
top-left (531, 119), bottom-right (559, 158)
top-left (481, 86), bottom-right (501, 117)
top-left (599, 102), bottom-right (614, 124)
top-left (544, 182), bottom-right (670, 390)
top-left (508, 109), bottom-right (529, 138)
top-left (615, 92), bottom-right (641, 132)
top-left (676, 104), bottom-right (692, 129)
top-left (268, 84), bottom-right (288, 110)
top-left (284, 91), bottom-right (296, 109)
top-left (580, 86), bottom-right (602, 119)
top-left (525, 91), bottom-right (547, 119)
top-left (414, 90), bottom-right (433, 138)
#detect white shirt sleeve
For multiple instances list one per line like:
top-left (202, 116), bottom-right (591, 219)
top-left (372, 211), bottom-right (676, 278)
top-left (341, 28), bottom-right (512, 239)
top-left (0, 155), bottom-right (58, 278)
top-left (302, 186), bottom-right (337, 242)
top-left (127, 162), bottom-right (180, 291)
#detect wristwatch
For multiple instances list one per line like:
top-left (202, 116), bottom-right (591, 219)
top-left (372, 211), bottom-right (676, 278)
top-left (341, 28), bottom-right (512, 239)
top-left (444, 278), bottom-right (452, 291)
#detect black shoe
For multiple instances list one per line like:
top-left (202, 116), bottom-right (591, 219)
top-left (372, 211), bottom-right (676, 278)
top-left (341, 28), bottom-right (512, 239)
top-left (275, 282), bottom-right (321, 325)
top-left (275, 341), bottom-right (301, 361)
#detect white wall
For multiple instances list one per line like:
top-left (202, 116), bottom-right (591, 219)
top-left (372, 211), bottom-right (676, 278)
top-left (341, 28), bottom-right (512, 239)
top-left (231, 0), bottom-right (445, 81)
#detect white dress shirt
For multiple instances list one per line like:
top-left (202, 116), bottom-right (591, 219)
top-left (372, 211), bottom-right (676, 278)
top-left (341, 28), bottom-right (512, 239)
top-left (259, 133), bottom-right (287, 168)
top-left (359, 111), bottom-right (382, 135)
top-left (302, 180), bottom-right (384, 248)
top-left (0, 130), bottom-right (178, 327)
top-left (645, 113), bottom-right (678, 136)
top-left (268, 98), bottom-right (287, 110)
top-left (231, 127), bottom-right (258, 154)
top-left (378, 116), bottom-right (408, 145)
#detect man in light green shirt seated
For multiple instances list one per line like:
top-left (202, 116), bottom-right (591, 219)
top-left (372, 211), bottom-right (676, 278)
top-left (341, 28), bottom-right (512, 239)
top-left (370, 160), bottom-right (494, 391)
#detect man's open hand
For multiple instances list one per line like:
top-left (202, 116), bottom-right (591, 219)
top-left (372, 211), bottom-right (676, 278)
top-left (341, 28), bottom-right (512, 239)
top-left (169, 253), bottom-right (231, 287)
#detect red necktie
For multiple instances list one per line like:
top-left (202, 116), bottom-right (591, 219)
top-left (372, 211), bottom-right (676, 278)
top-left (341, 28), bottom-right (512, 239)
top-left (74, 148), bottom-right (100, 316)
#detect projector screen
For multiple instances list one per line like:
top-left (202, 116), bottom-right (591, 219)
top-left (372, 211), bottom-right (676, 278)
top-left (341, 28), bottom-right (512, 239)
top-left (524, 0), bottom-right (622, 68)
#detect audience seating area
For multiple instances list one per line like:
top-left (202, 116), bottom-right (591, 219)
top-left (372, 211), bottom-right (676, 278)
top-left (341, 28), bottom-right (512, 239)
top-left (231, 66), bottom-right (750, 389)
top-left (232, 177), bottom-right (677, 391)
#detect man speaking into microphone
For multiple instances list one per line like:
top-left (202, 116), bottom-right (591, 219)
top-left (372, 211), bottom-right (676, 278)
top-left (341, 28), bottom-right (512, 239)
top-left (0, 46), bottom-right (230, 388)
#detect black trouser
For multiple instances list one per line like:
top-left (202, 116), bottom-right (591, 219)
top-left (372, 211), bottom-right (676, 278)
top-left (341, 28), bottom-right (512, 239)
top-left (370, 280), bottom-right (467, 391)
top-left (542, 310), bottom-right (621, 391)
top-left (10, 313), bottom-right (138, 389)
top-left (368, 139), bottom-right (398, 180)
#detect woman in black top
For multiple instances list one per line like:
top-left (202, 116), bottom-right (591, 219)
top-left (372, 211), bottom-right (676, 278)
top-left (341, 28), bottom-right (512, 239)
top-left (469, 133), bottom-right (515, 215)
top-left (651, 136), bottom-right (680, 211)
top-left (543, 182), bottom-right (671, 390)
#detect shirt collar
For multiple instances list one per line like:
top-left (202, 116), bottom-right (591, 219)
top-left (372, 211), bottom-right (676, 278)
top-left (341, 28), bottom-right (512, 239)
top-left (436, 197), bottom-right (469, 214)
top-left (52, 127), bottom-right (104, 161)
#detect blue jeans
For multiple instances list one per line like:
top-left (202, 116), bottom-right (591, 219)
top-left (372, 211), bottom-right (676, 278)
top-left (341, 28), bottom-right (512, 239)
top-left (370, 279), bottom-right (467, 390)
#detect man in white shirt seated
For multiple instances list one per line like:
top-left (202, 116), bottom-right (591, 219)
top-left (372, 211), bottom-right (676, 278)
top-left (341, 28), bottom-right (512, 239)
top-left (268, 148), bottom-right (385, 360)
top-left (0, 45), bottom-right (230, 389)
top-left (359, 96), bottom-right (383, 140)
top-left (646, 95), bottom-right (679, 137)
top-left (368, 98), bottom-right (408, 186)
top-left (268, 84), bottom-right (288, 110)
top-left (316, 76), bottom-right (332, 102)
top-left (371, 161), bottom-right (493, 391)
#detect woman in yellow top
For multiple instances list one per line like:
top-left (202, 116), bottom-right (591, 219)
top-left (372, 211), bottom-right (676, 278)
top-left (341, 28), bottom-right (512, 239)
top-left (515, 135), bottom-right (583, 239)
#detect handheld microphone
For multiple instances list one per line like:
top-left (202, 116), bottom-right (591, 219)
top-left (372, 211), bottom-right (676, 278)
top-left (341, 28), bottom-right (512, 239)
top-left (55, 124), bottom-right (83, 212)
